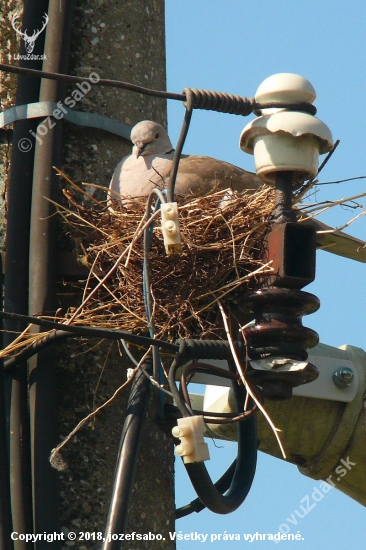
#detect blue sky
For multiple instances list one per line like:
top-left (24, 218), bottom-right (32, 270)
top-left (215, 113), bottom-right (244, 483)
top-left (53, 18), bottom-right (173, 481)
top-left (165, 2), bottom-right (366, 548)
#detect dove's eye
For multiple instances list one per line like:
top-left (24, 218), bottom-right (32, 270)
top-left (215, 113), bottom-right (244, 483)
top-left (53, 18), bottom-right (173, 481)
top-left (155, 132), bottom-right (160, 139)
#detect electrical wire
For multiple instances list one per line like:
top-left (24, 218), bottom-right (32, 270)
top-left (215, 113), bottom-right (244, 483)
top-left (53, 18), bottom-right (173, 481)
top-left (180, 361), bottom-right (238, 406)
top-left (3, 2), bottom-right (50, 542)
top-left (141, 367), bottom-right (175, 398)
top-left (0, 311), bottom-right (178, 352)
top-left (0, 358), bottom-right (12, 550)
top-left (168, 340), bottom-right (246, 419)
top-left (101, 354), bottom-right (153, 550)
top-left (143, 189), bottom-right (168, 415)
top-left (182, 360), bottom-right (257, 514)
top-left (167, 88), bottom-right (194, 202)
top-left (0, 63), bottom-right (183, 101)
top-left (143, 189), bottom-right (167, 351)
top-left (168, 342), bottom-right (257, 514)
top-left (119, 340), bottom-right (174, 398)
top-left (176, 460), bottom-right (237, 518)
top-left (179, 362), bottom-right (261, 424)
top-left (0, 63), bottom-right (317, 116)
top-left (27, 0), bottom-right (75, 540)
top-left (119, 339), bottom-right (139, 366)
top-left (4, 330), bottom-right (71, 371)
top-left (0, 254), bottom-right (13, 550)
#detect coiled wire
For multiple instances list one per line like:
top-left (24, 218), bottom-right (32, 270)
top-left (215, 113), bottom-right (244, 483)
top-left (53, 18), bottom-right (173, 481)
top-left (185, 88), bottom-right (256, 116)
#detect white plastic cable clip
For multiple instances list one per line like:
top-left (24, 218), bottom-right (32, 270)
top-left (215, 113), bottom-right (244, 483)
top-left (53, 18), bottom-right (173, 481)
top-left (161, 202), bottom-right (182, 255)
top-left (172, 415), bottom-right (210, 464)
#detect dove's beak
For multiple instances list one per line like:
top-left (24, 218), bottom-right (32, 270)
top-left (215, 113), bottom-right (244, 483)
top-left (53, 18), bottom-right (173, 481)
top-left (135, 141), bottom-right (148, 158)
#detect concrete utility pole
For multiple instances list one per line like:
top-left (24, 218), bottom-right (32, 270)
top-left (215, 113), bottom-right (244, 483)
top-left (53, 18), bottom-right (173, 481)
top-left (1, 1), bottom-right (175, 548)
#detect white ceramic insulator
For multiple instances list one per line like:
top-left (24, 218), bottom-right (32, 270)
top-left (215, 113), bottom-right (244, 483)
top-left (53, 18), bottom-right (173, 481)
top-left (239, 73), bottom-right (333, 184)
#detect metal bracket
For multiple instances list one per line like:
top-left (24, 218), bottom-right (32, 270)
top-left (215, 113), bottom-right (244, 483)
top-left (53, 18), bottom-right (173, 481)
top-left (0, 101), bottom-right (132, 139)
top-left (264, 222), bottom-right (316, 288)
top-left (183, 342), bottom-right (359, 405)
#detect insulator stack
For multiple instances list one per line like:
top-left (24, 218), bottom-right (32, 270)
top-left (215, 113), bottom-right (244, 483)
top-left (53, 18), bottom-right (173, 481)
top-left (242, 288), bottom-right (319, 358)
top-left (242, 287), bottom-right (320, 400)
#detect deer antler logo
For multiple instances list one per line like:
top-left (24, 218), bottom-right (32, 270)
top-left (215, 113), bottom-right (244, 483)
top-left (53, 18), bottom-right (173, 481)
top-left (12, 12), bottom-right (49, 54)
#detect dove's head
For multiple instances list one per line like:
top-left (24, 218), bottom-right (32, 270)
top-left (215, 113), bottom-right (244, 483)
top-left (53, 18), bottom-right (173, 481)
top-left (131, 121), bottom-right (173, 158)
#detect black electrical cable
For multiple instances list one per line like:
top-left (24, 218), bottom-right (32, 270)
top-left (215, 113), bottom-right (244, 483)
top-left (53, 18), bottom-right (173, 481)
top-left (28, 3), bottom-right (75, 542)
top-left (101, 354), bottom-right (153, 550)
top-left (0, 62), bottom-right (317, 115)
top-left (0, 311), bottom-right (178, 352)
top-left (0, 358), bottom-right (13, 550)
top-left (4, 331), bottom-right (71, 371)
top-left (4, 1), bottom-right (49, 543)
top-left (0, 255), bottom-right (13, 550)
top-left (167, 88), bottom-right (194, 202)
top-left (0, 62), bottom-right (184, 101)
top-left (168, 339), bottom-right (246, 418)
top-left (183, 382), bottom-right (257, 513)
top-left (180, 361), bottom-right (239, 406)
top-left (170, 347), bottom-right (257, 514)
top-left (176, 460), bottom-right (237, 519)
top-left (169, 356), bottom-right (193, 418)
top-left (179, 362), bottom-right (260, 424)
top-left (143, 188), bottom-right (167, 380)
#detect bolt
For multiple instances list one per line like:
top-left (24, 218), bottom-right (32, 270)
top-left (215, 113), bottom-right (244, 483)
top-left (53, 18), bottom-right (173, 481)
top-left (271, 171), bottom-right (297, 225)
top-left (332, 366), bottom-right (354, 389)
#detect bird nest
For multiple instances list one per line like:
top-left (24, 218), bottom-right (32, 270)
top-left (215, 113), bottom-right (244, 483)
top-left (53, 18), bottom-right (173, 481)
top-left (56, 175), bottom-right (275, 341)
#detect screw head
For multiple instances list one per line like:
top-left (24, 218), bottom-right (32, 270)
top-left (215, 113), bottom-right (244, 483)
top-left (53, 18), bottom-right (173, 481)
top-left (333, 366), bottom-right (354, 388)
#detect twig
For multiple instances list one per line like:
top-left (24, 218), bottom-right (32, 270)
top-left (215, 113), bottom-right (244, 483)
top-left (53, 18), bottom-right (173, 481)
top-left (316, 209), bottom-right (366, 234)
top-left (49, 346), bottom-right (152, 469)
top-left (303, 190), bottom-right (366, 215)
top-left (65, 210), bottom-right (161, 325)
top-left (54, 166), bottom-right (101, 205)
top-left (218, 302), bottom-right (286, 459)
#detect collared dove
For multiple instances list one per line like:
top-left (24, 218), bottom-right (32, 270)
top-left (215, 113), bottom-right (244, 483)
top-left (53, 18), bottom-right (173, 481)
top-left (108, 120), bottom-right (366, 264)
top-left (108, 120), bottom-right (264, 199)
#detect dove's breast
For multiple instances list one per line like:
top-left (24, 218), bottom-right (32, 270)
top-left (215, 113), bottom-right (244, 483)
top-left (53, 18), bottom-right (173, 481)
top-left (110, 152), bottom-right (173, 198)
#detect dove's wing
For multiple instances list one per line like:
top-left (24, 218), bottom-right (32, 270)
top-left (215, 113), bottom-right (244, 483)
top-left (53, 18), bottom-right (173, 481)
top-left (174, 155), bottom-right (264, 195)
top-left (110, 152), bottom-right (262, 200)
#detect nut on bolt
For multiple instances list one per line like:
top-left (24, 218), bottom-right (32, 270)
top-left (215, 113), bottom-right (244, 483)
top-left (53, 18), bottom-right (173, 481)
top-left (332, 366), bottom-right (354, 388)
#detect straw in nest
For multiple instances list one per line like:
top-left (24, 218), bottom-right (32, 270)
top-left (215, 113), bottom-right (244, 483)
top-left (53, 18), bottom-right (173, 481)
top-left (54, 176), bottom-right (275, 341)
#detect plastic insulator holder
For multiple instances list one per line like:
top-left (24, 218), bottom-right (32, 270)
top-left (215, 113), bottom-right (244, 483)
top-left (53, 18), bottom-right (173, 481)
top-left (161, 202), bottom-right (182, 255)
top-left (172, 416), bottom-right (210, 464)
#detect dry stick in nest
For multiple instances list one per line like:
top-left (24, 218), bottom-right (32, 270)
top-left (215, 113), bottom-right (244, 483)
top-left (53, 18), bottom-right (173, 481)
top-left (65, 209), bottom-right (161, 325)
top-left (0, 184), bottom-right (276, 356)
top-left (55, 184), bottom-right (275, 338)
top-left (0, 323), bottom-right (34, 358)
top-left (12, 175), bottom-right (366, 354)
